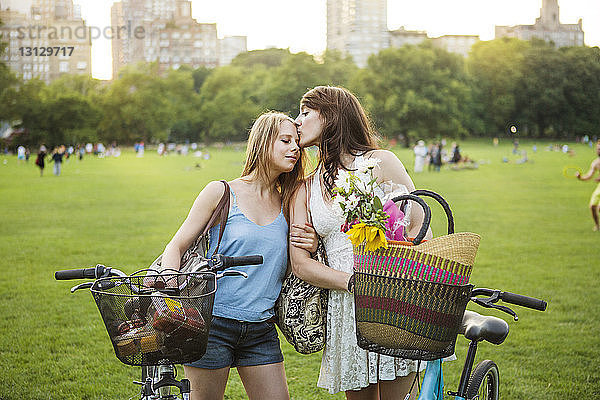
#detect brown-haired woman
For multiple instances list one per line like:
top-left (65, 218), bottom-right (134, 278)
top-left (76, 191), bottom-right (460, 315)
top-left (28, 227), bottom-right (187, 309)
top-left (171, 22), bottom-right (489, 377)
top-left (289, 86), bottom-right (432, 400)
top-left (162, 112), bottom-right (311, 400)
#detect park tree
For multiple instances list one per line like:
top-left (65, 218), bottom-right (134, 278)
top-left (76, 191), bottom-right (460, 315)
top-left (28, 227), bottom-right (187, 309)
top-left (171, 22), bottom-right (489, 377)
top-left (0, 19), bottom-right (19, 124)
top-left (191, 66), bottom-right (212, 93)
top-left (162, 68), bottom-right (202, 143)
top-left (467, 38), bottom-right (530, 136)
top-left (262, 52), bottom-right (326, 115)
top-left (320, 50), bottom-right (359, 88)
top-left (559, 46), bottom-right (600, 137)
top-left (7, 78), bottom-right (47, 146)
top-left (353, 42), bottom-right (473, 146)
top-left (197, 65), bottom-right (262, 142)
top-left (231, 48), bottom-right (291, 69)
top-left (41, 74), bottom-right (103, 144)
top-left (98, 62), bottom-right (172, 143)
top-left (514, 40), bottom-right (570, 137)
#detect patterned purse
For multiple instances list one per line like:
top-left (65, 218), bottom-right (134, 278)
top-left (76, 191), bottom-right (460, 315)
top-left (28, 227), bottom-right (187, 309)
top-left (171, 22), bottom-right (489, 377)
top-left (275, 178), bottom-right (329, 354)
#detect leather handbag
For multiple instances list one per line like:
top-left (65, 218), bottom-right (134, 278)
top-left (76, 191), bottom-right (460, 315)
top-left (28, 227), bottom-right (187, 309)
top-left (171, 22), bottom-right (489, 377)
top-left (149, 180), bottom-right (231, 273)
top-left (275, 178), bottom-right (329, 354)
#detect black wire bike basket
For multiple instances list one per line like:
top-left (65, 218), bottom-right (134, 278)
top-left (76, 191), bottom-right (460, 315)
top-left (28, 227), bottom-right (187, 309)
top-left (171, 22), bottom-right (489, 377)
top-left (91, 270), bottom-right (215, 366)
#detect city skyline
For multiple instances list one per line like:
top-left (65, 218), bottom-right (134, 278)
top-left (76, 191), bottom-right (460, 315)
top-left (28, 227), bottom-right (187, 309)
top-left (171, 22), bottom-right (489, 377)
top-left (67, 0), bottom-right (600, 79)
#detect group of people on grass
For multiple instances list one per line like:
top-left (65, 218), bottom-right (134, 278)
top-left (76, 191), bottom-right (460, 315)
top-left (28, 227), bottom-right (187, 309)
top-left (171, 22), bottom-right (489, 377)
top-left (162, 86), bottom-right (431, 400)
top-left (413, 140), bottom-right (469, 173)
top-left (33, 145), bottom-right (67, 177)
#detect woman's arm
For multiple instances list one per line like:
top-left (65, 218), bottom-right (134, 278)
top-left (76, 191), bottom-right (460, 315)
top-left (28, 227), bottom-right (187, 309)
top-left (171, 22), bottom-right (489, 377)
top-left (577, 159), bottom-right (600, 181)
top-left (288, 183), bottom-right (351, 290)
top-left (369, 150), bottom-right (433, 240)
top-left (161, 180), bottom-right (225, 270)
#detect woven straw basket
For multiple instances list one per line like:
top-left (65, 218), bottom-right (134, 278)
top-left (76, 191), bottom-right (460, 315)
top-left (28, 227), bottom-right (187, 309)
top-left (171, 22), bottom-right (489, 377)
top-left (353, 190), bottom-right (478, 360)
top-left (353, 232), bottom-right (480, 285)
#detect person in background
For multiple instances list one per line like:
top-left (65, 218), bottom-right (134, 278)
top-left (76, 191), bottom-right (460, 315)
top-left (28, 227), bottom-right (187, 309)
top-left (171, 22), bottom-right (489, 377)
top-left (50, 146), bottom-right (65, 176)
top-left (576, 140), bottom-right (600, 231)
top-left (413, 140), bottom-right (428, 173)
top-left (35, 145), bottom-right (47, 177)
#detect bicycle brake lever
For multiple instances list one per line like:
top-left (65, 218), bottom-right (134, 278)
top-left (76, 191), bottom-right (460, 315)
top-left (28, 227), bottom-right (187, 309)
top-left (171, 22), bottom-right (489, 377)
top-left (217, 270), bottom-right (248, 279)
top-left (472, 297), bottom-right (519, 321)
top-left (70, 282), bottom-right (93, 293)
top-left (493, 304), bottom-right (519, 321)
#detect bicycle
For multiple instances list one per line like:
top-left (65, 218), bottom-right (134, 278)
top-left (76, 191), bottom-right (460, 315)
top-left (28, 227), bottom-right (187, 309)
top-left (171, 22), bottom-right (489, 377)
top-left (55, 253), bottom-right (262, 400)
top-left (383, 287), bottom-right (548, 400)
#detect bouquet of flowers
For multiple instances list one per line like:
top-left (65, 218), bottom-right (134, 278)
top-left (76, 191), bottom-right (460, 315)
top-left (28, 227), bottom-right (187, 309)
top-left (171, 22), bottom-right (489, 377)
top-left (333, 158), bottom-right (407, 252)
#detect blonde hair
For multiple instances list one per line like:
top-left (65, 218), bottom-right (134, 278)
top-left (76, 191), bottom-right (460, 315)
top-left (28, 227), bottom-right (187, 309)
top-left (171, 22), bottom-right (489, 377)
top-left (242, 112), bottom-right (305, 221)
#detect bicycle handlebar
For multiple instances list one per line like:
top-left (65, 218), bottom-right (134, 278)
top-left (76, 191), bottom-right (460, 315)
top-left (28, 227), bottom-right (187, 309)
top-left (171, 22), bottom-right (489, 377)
top-left (500, 291), bottom-right (547, 311)
top-left (219, 255), bottom-right (262, 268)
top-left (55, 254), bottom-right (263, 282)
top-left (55, 265), bottom-right (110, 280)
top-left (471, 288), bottom-right (547, 320)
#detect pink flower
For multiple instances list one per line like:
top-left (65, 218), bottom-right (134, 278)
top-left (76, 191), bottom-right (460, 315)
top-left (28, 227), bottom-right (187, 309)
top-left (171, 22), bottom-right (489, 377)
top-left (383, 200), bottom-right (406, 241)
top-left (341, 218), bottom-right (360, 233)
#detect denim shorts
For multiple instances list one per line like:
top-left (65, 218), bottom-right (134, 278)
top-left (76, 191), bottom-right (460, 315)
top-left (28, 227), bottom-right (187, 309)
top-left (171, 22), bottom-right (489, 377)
top-left (186, 316), bottom-right (284, 369)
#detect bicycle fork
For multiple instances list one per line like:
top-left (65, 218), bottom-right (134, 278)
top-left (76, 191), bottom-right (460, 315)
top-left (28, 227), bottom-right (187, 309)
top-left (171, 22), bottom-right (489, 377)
top-left (138, 364), bottom-right (191, 400)
top-left (448, 340), bottom-right (479, 400)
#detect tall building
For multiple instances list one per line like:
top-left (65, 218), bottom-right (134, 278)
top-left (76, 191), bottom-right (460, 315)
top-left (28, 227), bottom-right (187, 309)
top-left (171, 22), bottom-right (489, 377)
top-left (495, 0), bottom-right (584, 48)
top-left (0, 0), bottom-right (91, 82)
top-left (111, 0), bottom-right (245, 78)
top-left (389, 26), bottom-right (427, 48)
top-left (219, 36), bottom-right (247, 66)
top-left (431, 35), bottom-right (479, 57)
top-left (326, 0), bottom-right (389, 68)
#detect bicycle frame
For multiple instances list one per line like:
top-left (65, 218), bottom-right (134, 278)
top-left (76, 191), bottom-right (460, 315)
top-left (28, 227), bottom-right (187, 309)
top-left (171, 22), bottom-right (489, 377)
top-left (417, 288), bottom-right (547, 400)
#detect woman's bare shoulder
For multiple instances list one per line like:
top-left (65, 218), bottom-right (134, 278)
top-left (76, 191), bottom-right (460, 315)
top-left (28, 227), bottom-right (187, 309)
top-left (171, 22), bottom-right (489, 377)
top-left (198, 180), bottom-right (227, 203)
top-left (365, 149), bottom-right (403, 167)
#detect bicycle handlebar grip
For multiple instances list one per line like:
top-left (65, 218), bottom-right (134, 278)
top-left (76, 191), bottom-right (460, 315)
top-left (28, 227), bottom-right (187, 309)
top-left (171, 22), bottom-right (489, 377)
top-left (501, 291), bottom-right (547, 311)
top-left (55, 268), bottom-right (97, 280)
top-left (222, 255), bottom-right (263, 267)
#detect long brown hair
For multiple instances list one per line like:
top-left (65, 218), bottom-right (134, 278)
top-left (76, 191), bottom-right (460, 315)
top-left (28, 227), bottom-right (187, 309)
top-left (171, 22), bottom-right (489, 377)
top-left (300, 86), bottom-right (379, 195)
top-left (242, 112), bottom-right (305, 222)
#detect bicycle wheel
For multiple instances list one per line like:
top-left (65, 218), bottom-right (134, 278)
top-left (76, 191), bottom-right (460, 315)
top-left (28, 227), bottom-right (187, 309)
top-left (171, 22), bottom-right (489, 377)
top-left (466, 360), bottom-right (499, 400)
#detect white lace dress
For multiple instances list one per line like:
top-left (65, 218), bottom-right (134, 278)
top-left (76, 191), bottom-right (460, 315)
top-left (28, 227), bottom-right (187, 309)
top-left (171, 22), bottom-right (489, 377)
top-left (310, 156), bottom-right (425, 394)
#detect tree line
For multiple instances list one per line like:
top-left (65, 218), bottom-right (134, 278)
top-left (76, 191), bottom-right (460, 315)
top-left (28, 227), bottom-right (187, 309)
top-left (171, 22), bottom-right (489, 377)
top-left (1, 37), bottom-right (599, 148)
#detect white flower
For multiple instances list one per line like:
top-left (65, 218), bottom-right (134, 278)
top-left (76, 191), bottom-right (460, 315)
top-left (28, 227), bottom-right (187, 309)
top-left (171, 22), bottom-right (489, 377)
top-left (356, 157), bottom-right (381, 174)
top-left (353, 170), bottom-right (372, 193)
top-left (334, 169), bottom-right (351, 192)
top-left (346, 193), bottom-right (360, 210)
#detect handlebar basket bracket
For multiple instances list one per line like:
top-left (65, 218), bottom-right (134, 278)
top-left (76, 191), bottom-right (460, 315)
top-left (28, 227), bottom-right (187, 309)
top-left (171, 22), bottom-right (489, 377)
top-left (91, 271), bottom-right (216, 366)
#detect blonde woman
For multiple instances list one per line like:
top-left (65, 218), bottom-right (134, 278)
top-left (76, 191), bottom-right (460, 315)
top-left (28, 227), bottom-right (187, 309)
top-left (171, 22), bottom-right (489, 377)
top-left (161, 112), bottom-right (311, 400)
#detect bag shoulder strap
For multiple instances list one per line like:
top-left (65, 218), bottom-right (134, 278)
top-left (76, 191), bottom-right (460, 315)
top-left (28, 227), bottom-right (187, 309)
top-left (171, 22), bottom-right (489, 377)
top-left (202, 180), bottom-right (230, 254)
top-left (306, 175), bottom-right (316, 225)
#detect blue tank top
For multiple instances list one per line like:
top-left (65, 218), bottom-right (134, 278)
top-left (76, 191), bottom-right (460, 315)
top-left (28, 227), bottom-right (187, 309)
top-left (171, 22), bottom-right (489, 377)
top-left (207, 190), bottom-right (288, 322)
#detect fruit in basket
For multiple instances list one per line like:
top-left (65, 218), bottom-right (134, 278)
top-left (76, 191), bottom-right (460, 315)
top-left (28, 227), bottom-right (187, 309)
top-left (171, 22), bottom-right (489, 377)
top-left (131, 312), bottom-right (147, 328)
top-left (123, 296), bottom-right (151, 319)
top-left (116, 338), bottom-right (136, 357)
top-left (140, 331), bottom-right (163, 353)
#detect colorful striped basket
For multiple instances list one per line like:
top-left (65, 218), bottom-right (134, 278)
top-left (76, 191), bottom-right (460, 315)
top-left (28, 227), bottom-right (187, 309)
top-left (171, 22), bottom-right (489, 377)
top-left (354, 273), bottom-right (473, 360)
top-left (353, 190), bottom-right (479, 360)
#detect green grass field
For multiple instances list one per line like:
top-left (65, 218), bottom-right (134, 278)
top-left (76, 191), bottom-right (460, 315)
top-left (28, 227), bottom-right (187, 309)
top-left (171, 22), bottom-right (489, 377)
top-left (1, 139), bottom-right (598, 399)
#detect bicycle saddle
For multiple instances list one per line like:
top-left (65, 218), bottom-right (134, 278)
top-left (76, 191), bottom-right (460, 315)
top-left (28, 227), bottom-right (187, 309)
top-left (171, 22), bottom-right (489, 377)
top-left (459, 310), bottom-right (509, 345)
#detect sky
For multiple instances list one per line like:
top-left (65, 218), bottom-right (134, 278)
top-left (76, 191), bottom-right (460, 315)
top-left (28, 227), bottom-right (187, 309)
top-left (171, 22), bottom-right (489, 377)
top-left (71, 0), bottom-right (600, 80)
